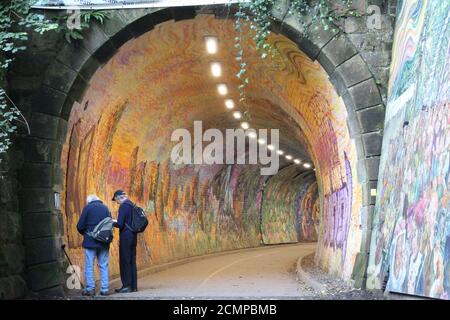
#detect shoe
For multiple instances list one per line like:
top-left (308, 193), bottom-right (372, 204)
top-left (100, 291), bottom-right (110, 296)
top-left (132, 288), bottom-right (138, 292)
top-left (82, 289), bottom-right (95, 296)
top-left (115, 286), bottom-right (132, 293)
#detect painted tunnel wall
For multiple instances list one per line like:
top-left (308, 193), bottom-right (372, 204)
top-left (367, 0), bottom-right (450, 299)
top-left (60, 15), bottom-right (364, 282)
top-left (261, 166), bottom-right (319, 244)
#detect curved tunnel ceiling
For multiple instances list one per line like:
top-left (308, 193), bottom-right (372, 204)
top-left (60, 15), bottom-right (362, 279)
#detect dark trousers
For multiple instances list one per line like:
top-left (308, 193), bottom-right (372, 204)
top-left (119, 235), bottom-right (137, 290)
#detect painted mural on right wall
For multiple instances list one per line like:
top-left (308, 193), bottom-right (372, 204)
top-left (367, 0), bottom-right (450, 299)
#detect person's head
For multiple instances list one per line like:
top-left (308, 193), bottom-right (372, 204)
top-left (112, 189), bottom-right (128, 204)
top-left (86, 194), bottom-right (100, 204)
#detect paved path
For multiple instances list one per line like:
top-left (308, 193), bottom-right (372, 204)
top-left (109, 243), bottom-right (316, 299)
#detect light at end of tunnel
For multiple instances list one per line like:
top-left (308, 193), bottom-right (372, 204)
top-left (285, 155), bottom-right (293, 160)
top-left (211, 62), bottom-right (222, 77)
top-left (277, 150), bottom-right (284, 155)
top-left (217, 84), bottom-right (228, 95)
top-left (371, 188), bottom-right (377, 197)
top-left (233, 111), bottom-right (242, 119)
top-left (294, 159), bottom-right (301, 164)
top-left (225, 99), bottom-right (235, 110)
top-left (267, 144), bottom-right (275, 151)
top-left (205, 36), bottom-right (218, 54)
top-left (303, 163), bottom-right (312, 169)
top-left (258, 138), bottom-right (266, 145)
top-left (247, 131), bottom-right (257, 139)
top-left (241, 122), bottom-right (250, 130)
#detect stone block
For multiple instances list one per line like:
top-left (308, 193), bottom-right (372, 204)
top-left (19, 188), bottom-right (55, 213)
top-left (307, 20), bottom-right (339, 52)
top-left (27, 261), bottom-right (64, 292)
top-left (29, 112), bottom-right (60, 140)
top-left (366, 156), bottom-right (381, 181)
top-left (128, 12), bottom-right (156, 38)
top-left (93, 41), bottom-right (117, 65)
top-left (0, 275), bottom-right (27, 299)
top-left (335, 54), bottom-right (372, 87)
top-left (360, 205), bottom-right (375, 230)
top-left (61, 95), bottom-right (75, 121)
top-left (43, 61), bottom-right (78, 94)
top-left (0, 211), bottom-right (22, 242)
top-left (170, 6), bottom-right (197, 21)
top-left (351, 251), bottom-right (369, 288)
top-left (80, 23), bottom-right (109, 55)
top-left (0, 244), bottom-right (25, 274)
top-left (23, 138), bottom-right (61, 164)
top-left (25, 237), bottom-right (62, 266)
top-left (110, 26), bottom-right (134, 49)
top-left (79, 57), bottom-right (101, 84)
top-left (348, 78), bottom-right (383, 110)
top-left (357, 104), bottom-right (385, 132)
top-left (362, 131), bottom-right (383, 156)
top-left (56, 44), bottom-right (91, 72)
top-left (68, 75), bottom-right (88, 103)
top-left (56, 119), bottom-right (68, 145)
top-left (32, 85), bottom-right (67, 117)
top-left (320, 34), bottom-right (358, 70)
top-left (20, 163), bottom-right (53, 188)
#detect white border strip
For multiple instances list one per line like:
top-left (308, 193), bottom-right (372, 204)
top-left (32, 0), bottom-right (242, 10)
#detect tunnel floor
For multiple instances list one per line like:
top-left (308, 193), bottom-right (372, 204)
top-left (100, 243), bottom-right (316, 299)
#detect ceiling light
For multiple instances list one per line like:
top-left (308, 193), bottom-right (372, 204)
top-left (233, 111), bottom-right (242, 119)
top-left (217, 84), bottom-right (228, 95)
top-left (267, 144), bottom-right (275, 151)
top-left (303, 163), bottom-right (312, 169)
top-left (258, 138), bottom-right (266, 145)
top-left (294, 159), bottom-right (301, 164)
top-left (277, 150), bottom-right (284, 155)
top-left (225, 99), bottom-right (235, 110)
top-left (241, 122), bottom-right (250, 130)
top-left (285, 155), bottom-right (293, 160)
top-left (205, 36), bottom-right (218, 54)
top-left (211, 62), bottom-right (222, 77)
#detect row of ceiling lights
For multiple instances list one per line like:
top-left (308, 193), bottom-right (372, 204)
top-left (204, 36), bottom-right (313, 170)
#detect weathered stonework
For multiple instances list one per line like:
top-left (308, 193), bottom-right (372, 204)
top-left (1, 2), bottom-right (395, 298)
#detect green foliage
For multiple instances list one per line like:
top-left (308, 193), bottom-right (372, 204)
top-left (233, 0), bottom-right (355, 102)
top-left (0, 1), bottom-right (108, 157)
top-left (57, 10), bottom-right (110, 43)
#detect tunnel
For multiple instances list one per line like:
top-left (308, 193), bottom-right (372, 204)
top-left (2, 0), bottom-right (449, 301)
top-left (56, 13), bottom-right (366, 285)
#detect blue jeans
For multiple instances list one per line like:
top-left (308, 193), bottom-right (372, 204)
top-left (84, 247), bottom-right (109, 292)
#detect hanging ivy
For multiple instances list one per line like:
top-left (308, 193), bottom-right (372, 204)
top-left (233, 0), bottom-right (355, 104)
top-left (0, 0), bottom-right (109, 158)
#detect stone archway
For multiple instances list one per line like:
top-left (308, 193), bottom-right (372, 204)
top-left (16, 5), bottom-right (390, 294)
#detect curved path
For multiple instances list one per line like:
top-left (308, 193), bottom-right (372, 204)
top-left (109, 243), bottom-right (316, 299)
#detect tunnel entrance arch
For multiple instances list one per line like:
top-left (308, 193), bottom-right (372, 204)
top-left (20, 5), bottom-right (385, 294)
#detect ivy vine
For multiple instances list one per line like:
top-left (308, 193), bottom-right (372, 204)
top-left (0, 0), bottom-right (108, 157)
top-left (233, 0), bottom-right (355, 106)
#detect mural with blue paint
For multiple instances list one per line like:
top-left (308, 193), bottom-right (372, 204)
top-left (367, 0), bottom-right (450, 300)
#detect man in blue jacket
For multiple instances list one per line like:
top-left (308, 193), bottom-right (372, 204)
top-left (112, 190), bottom-right (138, 293)
top-left (76, 194), bottom-right (111, 296)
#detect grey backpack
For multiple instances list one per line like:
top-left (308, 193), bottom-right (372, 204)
top-left (87, 217), bottom-right (114, 244)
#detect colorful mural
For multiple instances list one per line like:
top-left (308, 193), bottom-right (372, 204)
top-left (261, 166), bottom-right (318, 244)
top-left (367, 0), bottom-right (450, 299)
top-left (61, 15), bottom-right (362, 281)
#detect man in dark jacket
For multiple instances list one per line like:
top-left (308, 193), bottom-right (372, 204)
top-left (76, 195), bottom-right (111, 296)
top-left (112, 190), bottom-right (138, 293)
